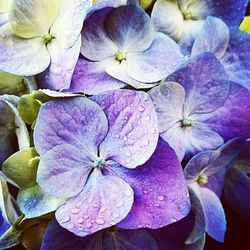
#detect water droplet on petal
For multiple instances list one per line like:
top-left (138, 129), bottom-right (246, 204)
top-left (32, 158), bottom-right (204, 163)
top-left (61, 216), bottom-right (70, 223)
top-left (78, 218), bottom-right (84, 224)
top-left (71, 208), bottom-right (80, 214)
top-left (143, 190), bottom-right (148, 194)
top-left (138, 106), bottom-right (144, 112)
top-left (99, 207), bottom-right (106, 213)
top-left (84, 215), bottom-right (89, 219)
top-left (67, 223), bottom-right (74, 230)
top-left (157, 195), bottom-right (164, 201)
top-left (86, 222), bottom-right (92, 228)
top-left (96, 218), bottom-right (105, 225)
top-left (117, 201), bottom-right (123, 207)
top-left (76, 201), bottom-right (83, 208)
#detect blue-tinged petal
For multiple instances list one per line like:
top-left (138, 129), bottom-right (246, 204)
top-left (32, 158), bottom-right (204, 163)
top-left (105, 5), bottom-right (154, 52)
top-left (42, 219), bottom-right (158, 250)
top-left (184, 138), bottom-right (244, 183)
top-left (185, 188), bottom-right (205, 244)
top-left (69, 58), bottom-right (126, 95)
top-left (37, 144), bottom-right (92, 198)
top-left (151, 0), bottom-right (184, 41)
top-left (55, 169), bottom-right (133, 237)
top-left (193, 185), bottom-right (226, 242)
top-left (104, 57), bottom-right (156, 89)
top-left (113, 137), bottom-right (190, 229)
top-left (223, 167), bottom-right (250, 218)
top-left (127, 33), bottom-right (182, 82)
top-left (38, 36), bottom-right (81, 90)
top-left (160, 122), bottom-right (223, 161)
top-left (167, 53), bottom-right (230, 114)
top-left (191, 17), bottom-right (229, 59)
top-left (0, 24), bottom-right (50, 76)
top-left (81, 7), bottom-right (119, 61)
top-left (0, 13), bottom-right (8, 27)
top-left (221, 29), bottom-right (250, 90)
top-left (202, 82), bottom-right (250, 141)
top-left (207, 0), bottom-right (249, 27)
top-left (50, 0), bottom-right (89, 49)
top-left (92, 90), bottom-right (159, 169)
top-left (183, 234), bottom-right (205, 250)
top-left (34, 97), bottom-right (108, 155)
top-left (149, 82), bottom-right (185, 133)
top-left (17, 184), bottom-right (64, 218)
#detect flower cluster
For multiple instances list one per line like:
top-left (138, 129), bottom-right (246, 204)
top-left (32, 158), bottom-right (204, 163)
top-left (0, 0), bottom-right (250, 249)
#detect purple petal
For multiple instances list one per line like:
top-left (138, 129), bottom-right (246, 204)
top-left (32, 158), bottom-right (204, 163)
top-left (126, 33), bottom-right (182, 82)
top-left (105, 58), bottom-right (156, 89)
top-left (184, 138), bottom-right (244, 183)
top-left (37, 37), bottom-right (81, 90)
top-left (81, 7), bottom-right (118, 61)
top-left (69, 58), bottom-right (126, 95)
top-left (105, 5), bottom-right (154, 52)
top-left (160, 122), bottom-right (223, 161)
top-left (193, 185), bottom-right (226, 242)
top-left (55, 170), bottom-right (133, 237)
top-left (37, 144), bottom-right (92, 198)
top-left (185, 188), bottom-right (205, 244)
top-left (167, 53), bottom-right (230, 114)
top-left (112, 137), bottom-right (190, 229)
top-left (207, 0), bottom-right (249, 27)
top-left (91, 90), bottom-right (159, 169)
top-left (221, 29), bottom-right (250, 90)
top-left (149, 82), bottom-right (185, 133)
top-left (191, 17), bottom-right (229, 59)
top-left (34, 97), bottom-right (108, 155)
top-left (223, 167), bottom-right (250, 218)
top-left (203, 82), bottom-right (250, 141)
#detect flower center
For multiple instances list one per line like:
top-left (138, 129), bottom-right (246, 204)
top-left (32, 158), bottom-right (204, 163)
top-left (197, 174), bottom-right (208, 185)
top-left (42, 33), bottom-right (53, 44)
top-left (183, 11), bottom-right (193, 20)
top-left (93, 157), bottom-right (106, 169)
top-left (181, 116), bottom-right (193, 127)
top-left (115, 50), bottom-right (126, 62)
top-left (17, 79), bottom-right (27, 92)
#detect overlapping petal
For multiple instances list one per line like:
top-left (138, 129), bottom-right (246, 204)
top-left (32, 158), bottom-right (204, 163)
top-left (114, 138), bottom-right (190, 229)
top-left (126, 33), bottom-right (182, 82)
top-left (55, 170), bottom-right (134, 237)
top-left (34, 97), bottom-right (108, 156)
top-left (167, 53), bottom-right (230, 114)
top-left (92, 90), bottom-right (159, 169)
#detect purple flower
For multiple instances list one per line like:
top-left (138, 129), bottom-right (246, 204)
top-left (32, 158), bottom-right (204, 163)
top-left (191, 16), bottom-right (250, 90)
top-left (149, 52), bottom-right (250, 160)
top-left (69, 5), bottom-right (182, 94)
top-left (151, 0), bottom-right (249, 52)
top-left (34, 89), bottom-right (190, 237)
top-left (184, 138), bottom-right (244, 243)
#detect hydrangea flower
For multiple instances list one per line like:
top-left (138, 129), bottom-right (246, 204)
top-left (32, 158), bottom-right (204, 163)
top-left (34, 90), bottom-right (190, 237)
top-left (149, 52), bottom-right (250, 160)
top-left (0, 0), bottom-right (91, 90)
top-left (151, 0), bottom-right (249, 51)
top-left (184, 138), bottom-right (244, 243)
top-left (191, 16), bottom-right (250, 90)
top-left (70, 5), bottom-right (182, 94)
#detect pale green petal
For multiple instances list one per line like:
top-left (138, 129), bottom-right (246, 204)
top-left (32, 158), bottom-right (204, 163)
top-left (240, 16), bottom-right (250, 33)
top-left (17, 184), bottom-right (65, 218)
top-left (2, 147), bottom-right (39, 189)
top-left (3, 100), bottom-right (30, 150)
top-left (9, 0), bottom-right (58, 38)
top-left (0, 0), bottom-right (11, 13)
top-left (50, 0), bottom-right (90, 48)
top-left (0, 24), bottom-right (50, 76)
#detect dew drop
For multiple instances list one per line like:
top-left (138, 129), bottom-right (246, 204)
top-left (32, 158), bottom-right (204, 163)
top-left (71, 208), bottom-right (80, 214)
top-left (117, 201), bottom-right (123, 207)
top-left (138, 106), bottom-right (144, 112)
top-left (61, 216), bottom-right (70, 223)
top-left (84, 215), bottom-right (89, 219)
top-left (112, 212), bottom-right (120, 219)
top-left (76, 201), bottom-right (83, 208)
top-left (67, 223), bottom-right (74, 230)
top-left (99, 207), bottom-right (106, 213)
top-left (143, 190), bottom-right (148, 194)
top-left (86, 222), bottom-right (92, 228)
top-left (78, 218), bottom-right (84, 224)
top-left (96, 218), bottom-right (105, 225)
top-left (157, 195), bottom-right (164, 201)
